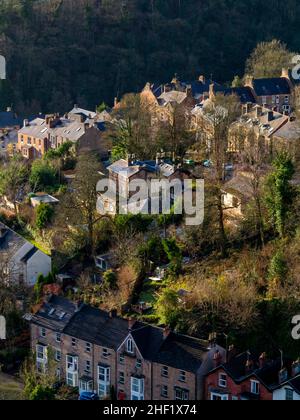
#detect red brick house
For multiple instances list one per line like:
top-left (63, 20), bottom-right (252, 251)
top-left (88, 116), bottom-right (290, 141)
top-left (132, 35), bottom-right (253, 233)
top-left (205, 350), bottom-right (286, 401)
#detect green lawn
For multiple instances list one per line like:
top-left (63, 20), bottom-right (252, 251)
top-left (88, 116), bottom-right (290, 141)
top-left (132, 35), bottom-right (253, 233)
top-left (0, 373), bottom-right (24, 400)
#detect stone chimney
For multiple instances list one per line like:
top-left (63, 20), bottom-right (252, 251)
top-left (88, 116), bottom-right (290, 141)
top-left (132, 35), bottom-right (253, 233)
top-left (109, 309), bottom-right (117, 319)
top-left (243, 103), bottom-right (252, 115)
top-left (163, 326), bottom-right (171, 340)
top-left (114, 97), bottom-right (118, 108)
top-left (255, 106), bottom-right (262, 118)
top-left (199, 75), bottom-right (206, 84)
top-left (209, 83), bottom-right (215, 100)
top-left (128, 318), bottom-right (135, 331)
top-left (245, 75), bottom-right (254, 89)
top-left (278, 368), bottom-right (289, 384)
top-left (213, 350), bottom-right (223, 368)
top-left (267, 110), bottom-right (274, 122)
top-left (281, 68), bottom-right (291, 80)
top-left (75, 299), bottom-right (84, 312)
top-left (259, 352), bottom-right (267, 369)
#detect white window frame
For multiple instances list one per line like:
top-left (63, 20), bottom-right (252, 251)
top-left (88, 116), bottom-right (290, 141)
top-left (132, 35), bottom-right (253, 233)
top-left (98, 366), bottom-right (111, 398)
top-left (131, 377), bottom-right (144, 400)
top-left (40, 327), bottom-right (46, 338)
top-left (218, 373), bottom-right (227, 388)
top-left (55, 349), bottom-right (61, 362)
top-left (175, 388), bottom-right (189, 400)
top-left (36, 344), bottom-right (47, 363)
top-left (161, 366), bottom-right (169, 378)
top-left (250, 380), bottom-right (260, 395)
top-left (126, 338), bottom-right (134, 354)
top-left (85, 342), bottom-right (91, 353)
top-left (79, 380), bottom-right (93, 393)
top-left (66, 355), bottom-right (78, 373)
top-left (179, 371), bottom-right (186, 383)
top-left (211, 392), bottom-right (229, 401)
top-left (66, 371), bottom-right (78, 387)
top-left (55, 333), bottom-right (61, 343)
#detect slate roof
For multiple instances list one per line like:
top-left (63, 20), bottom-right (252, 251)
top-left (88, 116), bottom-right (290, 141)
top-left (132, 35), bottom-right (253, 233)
top-left (155, 332), bottom-right (209, 372)
top-left (64, 305), bottom-right (129, 349)
top-left (253, 77), bottom-right (291, 96)
top-left (131, 322), bottom-right (209, 373)
top-left (30, 295), bottom-right (79, 332)
top-left (0, 111), bottom-right (22, 128)
top-left (222, 87), bottom-right (256, 104)
top-left (209, 351), bottom-right (290, 392)
top-left (18, 117), bottom-right (87, 142)
top-left (0, 222), bottom-right (26, 251)
top-left (30, 296), bottom-right (211, 373)
top-left (69, 106), bottom-right (97, 119)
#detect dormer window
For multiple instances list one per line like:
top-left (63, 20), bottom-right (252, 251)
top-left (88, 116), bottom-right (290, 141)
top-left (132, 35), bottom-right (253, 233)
top-left (126, 338), bottom-right (134, 354)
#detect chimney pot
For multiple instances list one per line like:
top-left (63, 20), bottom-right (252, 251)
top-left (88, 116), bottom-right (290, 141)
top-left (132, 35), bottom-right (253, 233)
top-left (259, 352), bottom-right (267, 369)
top-left (213, 350), bottom-right (223, 368)
top-left (163, 326), bottom-right (171, 340)
top-left (109, 309), bottom-right (117, 319)
top-left (128, 318), bottom-right (135, 331)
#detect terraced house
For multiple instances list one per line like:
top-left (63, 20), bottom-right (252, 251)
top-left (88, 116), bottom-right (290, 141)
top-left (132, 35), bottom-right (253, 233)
top-left (27, 296), bottom-right (225, 400)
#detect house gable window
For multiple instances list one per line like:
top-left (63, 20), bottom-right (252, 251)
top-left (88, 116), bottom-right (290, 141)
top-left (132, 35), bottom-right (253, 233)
top-left (126, 338), bottom-right (134, 354)
top-left (218, 373), bottom-right (227, 388)
top-left (250, 380), bottom-right (260, 395)
top-left (85, 342), bottom-right (91, 353)
top-left (286, 388), bottom-right (294, 401)
top-left (161, 385), bottom-right (168, 398)
top-left (40, 327), bottom-right (46, 338)
top-left (55, 333), bottom-right (61, 343)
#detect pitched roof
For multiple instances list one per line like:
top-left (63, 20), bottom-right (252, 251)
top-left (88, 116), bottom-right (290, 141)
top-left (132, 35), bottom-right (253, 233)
top-left (0, 111), bottom-right (22, 128)
top-left (30, 295), bottom-right (79, 332)
top-left (64, 305), bottom-right (129, 349)
top-left (222, 87), bottom-right (256, 104)
top-left (29, 296), bottom-right (211, 372)
top-left (253, 77), bottom-right (291, 96)
top-left (131, 322), bottom-right (209, 372)
top-left (209, 351), bottom-right (289, 391)
top-left (155, 332), bottom-right (209, 372)
top-left (69, 106), bottom-right (97, 119)
top-left (0, 222), bottom-right (27, 252)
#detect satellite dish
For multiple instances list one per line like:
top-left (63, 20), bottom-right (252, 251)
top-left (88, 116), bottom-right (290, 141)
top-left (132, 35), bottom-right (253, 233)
top-left (0, 316), bottom-right (6, 340)
top-left (0, 55), bottom-right (6, 80)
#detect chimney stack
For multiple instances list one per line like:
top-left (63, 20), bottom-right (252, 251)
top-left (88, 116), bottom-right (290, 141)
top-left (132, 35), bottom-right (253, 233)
top-left (128, 318), bottom-right (135, 331)
top-left (109, 309), bottom-right (117, 319)
top-left (23, 119), bottom-right (29, 127)
top-left (281, 68), bottom-right (290, 80)
top-left (227, 345), bottom-right (237, 362)
top-left (213, 350), bottom-right (223, 368)
top-left (199, 75), bottom-right (206, 84)
top-left (245, 75), bottom-right (254, 89)
top-left (267, 110), bottom-right (274, 122)
top-left (209, 83), bottom-right (215, 100)
top-left (259, 352), bottom-right (267, 369)
top-left (255, 106), bottom-right (262, 118)
top-left (278, 368), bottom-right (288, 384)
top-left (163, 326), bottom-right (171, 340)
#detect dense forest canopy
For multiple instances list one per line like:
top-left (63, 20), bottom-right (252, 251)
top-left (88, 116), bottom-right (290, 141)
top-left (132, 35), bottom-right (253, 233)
top-left (0, 0), bottom-right (300, 113)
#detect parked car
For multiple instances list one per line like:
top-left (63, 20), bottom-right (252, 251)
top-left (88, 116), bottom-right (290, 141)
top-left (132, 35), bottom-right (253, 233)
top-left (79, 392), bottom-right (100, 401)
